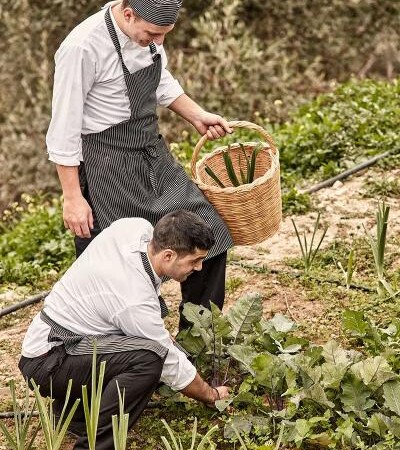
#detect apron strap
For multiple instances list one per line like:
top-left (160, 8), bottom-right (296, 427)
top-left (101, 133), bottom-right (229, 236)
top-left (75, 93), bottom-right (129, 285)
top-left (140, 252), bottom-right (169, 318)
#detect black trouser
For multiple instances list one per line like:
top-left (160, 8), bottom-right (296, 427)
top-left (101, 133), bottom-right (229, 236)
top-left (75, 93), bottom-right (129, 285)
top-left (19, 346), bottom-right (163, 450)
top-left (76, 220), bottom-right (228, 330)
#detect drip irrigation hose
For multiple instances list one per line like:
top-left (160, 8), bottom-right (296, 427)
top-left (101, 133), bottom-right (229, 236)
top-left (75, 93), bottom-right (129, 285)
top-left (0, 291), bottom-right (50, 318)
top-left (0, 150), bottom-right (393, 318)
top-left (231, 261), bottom-right (374, 292)
top-left (302, 150), bottom-right (393, 194)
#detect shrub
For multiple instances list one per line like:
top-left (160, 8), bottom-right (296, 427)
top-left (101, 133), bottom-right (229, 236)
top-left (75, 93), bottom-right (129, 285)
top-left (275, 78), bottom-right (400, 183)
top-left (0, 195), bottom-right (74, 285)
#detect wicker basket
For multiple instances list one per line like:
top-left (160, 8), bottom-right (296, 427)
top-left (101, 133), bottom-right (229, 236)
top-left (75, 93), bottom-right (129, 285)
top-left (191, 120), bottom-right (282, 246)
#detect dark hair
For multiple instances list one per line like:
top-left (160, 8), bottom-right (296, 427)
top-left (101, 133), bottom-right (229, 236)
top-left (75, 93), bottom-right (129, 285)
top-left (152, 210), bottom-right (215, 255)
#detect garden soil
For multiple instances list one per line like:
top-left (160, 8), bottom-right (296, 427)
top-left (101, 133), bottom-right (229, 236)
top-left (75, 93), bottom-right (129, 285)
top-left (0, 167), bottom-right (399, 449)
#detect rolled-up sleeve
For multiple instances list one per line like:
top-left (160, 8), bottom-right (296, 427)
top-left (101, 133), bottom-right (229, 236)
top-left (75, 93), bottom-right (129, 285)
top-left (113, 291), bottom-right (196, 391)
top-left (46, 44), bottom-right (96, 166)
top-left (156, 47), bottom-right (184, 107)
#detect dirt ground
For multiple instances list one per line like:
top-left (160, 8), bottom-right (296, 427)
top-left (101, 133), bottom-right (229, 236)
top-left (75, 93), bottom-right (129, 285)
top-left (0, 167), bottom-right (399, 448)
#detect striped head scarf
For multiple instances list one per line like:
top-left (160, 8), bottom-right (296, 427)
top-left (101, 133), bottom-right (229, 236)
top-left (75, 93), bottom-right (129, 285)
top-left (128, 0), bottom-right (183, 26)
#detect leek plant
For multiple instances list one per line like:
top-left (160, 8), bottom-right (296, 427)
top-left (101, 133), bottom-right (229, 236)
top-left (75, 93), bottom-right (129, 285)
top-left (112, 382), bottom-right (129, 450)
top-left (0, 379), bottom-right (39, 450)
top-left (160, 418), bottom-right (218, 450)
top-left (31, 379), bottom-right (80, 450)
top-left (82, 340), bottom-right (107, 450)
top-left (364, 202), bottom-right (395, 296)
top-left (336, 248), bottom-right (356, 290)
top-left (205, 143), bottom-right (263, 188)
top-left (291, 212), bottom-right (328, 274)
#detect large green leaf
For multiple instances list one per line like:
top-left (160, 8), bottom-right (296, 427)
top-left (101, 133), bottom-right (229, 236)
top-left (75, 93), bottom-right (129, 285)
top-left (367, 413), bottom-right (391, 437)
top-left (226, 292), bottom-right (263, 343)
top-left (210, 302), bottom-right (231, 339)
top-left (252, 353), bottom-right (287, 393)
top-left (383, 380), bottom-right (400, 416)
top-left (182, 303), bottom-right (211, 329)
top-left (321, 362), bottom-right (349, 390)
top-left (350, 356), bottom-right (396, 389)
top-left (342, 310), bottom-right (370, 337)
top-left (321, 340), bottom-right (357, 367)
top-left (269, 314), bottom-right (295, 333)
top-left (291, 383), bottom-right (334, 409)
top-left (228, 344), bottom-right (258, 375)
top-left (340, 374), bottom-right (375, 413)
top-left (175, 328), bottom-right (205, 356)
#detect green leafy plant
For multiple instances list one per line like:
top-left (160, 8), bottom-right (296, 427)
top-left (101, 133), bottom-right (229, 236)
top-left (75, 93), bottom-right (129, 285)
top-left (291, 212), bottom-right (328, 274)
top-left (160, 417), bottom-right (218, 450)
top-left (204, 143), bottom-right (263, 188)
top-left (82, 341), bottom-right (107, 450)
top-left (0, 379), bottom-right (39, 450)
top-left (112, 382), bottom-right (129, 450)
top-left (0, 195), bottom-right (74, 286)
top-left (364, 202), bottom-right (395, 296)
top-left (31, 378), bottom-right (80, 450)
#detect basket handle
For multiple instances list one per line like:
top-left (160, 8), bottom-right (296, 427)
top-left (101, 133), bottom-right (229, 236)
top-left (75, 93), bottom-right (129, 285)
top-left (190, 120), bottom-right (277, 179)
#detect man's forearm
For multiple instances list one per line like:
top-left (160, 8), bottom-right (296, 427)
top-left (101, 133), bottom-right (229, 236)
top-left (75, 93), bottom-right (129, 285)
top-left (56, 164), bottom-right (83, 200)
top-left (168, 94), bottom-right (204, 126)
top-left (180, 373), bottom-right (218, 404)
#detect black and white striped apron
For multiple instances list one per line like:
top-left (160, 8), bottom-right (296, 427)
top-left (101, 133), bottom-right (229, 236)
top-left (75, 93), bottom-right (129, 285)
top-left (80, 7), bottom-right (233, 260)
top-left (40, 251), bottom-right (173, 358)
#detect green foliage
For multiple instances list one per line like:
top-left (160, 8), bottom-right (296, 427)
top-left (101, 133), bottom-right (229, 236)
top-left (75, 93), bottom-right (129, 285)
top-left (82, 341), bottom-right (107, 450)
top-left (177, 302), bottom-right (400, 449)
top-left (276, 78), bottom-right (400, 183)
top-left (2, 0), bottom-right (399, 211)
top-left (0, 379), bottom-right (39, 450)
top-left (0, 195), bottom-right (74, 286)
top-left (292, 212), bottom-right (329, 274)
top-left (364, 202), bottom-right (395, 296)
top-left (112, 382), bottom-right (130, 450)
top-left (160, 417), bottom-right (218, 450)
top-left (363, 174), bottom-right (400, 199)
top-left (31, 378), bottom-right (80, 450)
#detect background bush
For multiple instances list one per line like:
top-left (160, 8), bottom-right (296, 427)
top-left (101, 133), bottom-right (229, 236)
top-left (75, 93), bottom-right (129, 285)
top-left (0, 0), bottom-right (399, 212)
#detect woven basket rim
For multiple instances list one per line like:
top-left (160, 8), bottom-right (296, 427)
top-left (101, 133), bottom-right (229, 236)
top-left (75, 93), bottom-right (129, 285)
top-left (194, 144), bottom-right (280, 194)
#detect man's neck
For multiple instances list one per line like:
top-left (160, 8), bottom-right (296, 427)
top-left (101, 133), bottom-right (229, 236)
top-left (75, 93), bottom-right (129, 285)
top-left (147, 243), bottom-right (163, 279)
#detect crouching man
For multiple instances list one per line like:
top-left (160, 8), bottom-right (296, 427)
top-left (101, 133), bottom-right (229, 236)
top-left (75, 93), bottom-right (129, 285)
top-left (19, 210), bottom-right (229, 450)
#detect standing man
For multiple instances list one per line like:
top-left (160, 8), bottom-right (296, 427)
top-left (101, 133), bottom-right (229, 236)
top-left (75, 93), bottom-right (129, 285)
top-left (19, 210), bottom-right (230, 450)
top-left (46, 0), bottom-right (234, 322)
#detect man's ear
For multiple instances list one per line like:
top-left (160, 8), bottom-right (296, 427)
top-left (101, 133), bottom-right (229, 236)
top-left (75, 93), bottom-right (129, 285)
top-left (161, 249), bottom-right (176, 262)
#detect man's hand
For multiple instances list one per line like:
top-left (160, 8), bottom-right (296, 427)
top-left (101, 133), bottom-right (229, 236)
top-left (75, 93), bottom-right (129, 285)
top-left (205, 385), bottom-right (230, 408)
top-left (180, 373), bottom-right (230, 407)
top-left (191, 111), bottom-right (233, 140)
top-left (168, 94), bottom-right (232, 140)
top-left (63, 195), bottom-right (93, 238)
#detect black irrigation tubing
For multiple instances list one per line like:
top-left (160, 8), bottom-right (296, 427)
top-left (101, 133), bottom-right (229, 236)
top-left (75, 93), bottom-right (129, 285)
top-left (0, 401), bottom-right (163, 419)
top-left (231, 261), bottom-right (374, 292)
top-left (0, 291), bottom-right (50, 318)
top-left (302, 150), bottom-right (394, 194)
top-left (0, 150), bottom-right (392, 319)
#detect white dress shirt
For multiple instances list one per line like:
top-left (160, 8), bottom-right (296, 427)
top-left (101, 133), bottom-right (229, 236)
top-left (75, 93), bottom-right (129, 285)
top-left (21, 218), bottom-right (196, 391)
top-left (46, 1), bottom-right (184, 166)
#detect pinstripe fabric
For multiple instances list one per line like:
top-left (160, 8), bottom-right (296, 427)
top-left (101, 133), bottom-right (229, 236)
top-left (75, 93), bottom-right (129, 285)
top-left (129, 0), bottom-right (182, 26)
top-left (140, 252), bottom-right (169, 318)
top-left (40, 310), bottom-right (168, 358)
top-left (81, 8), bottom-right (233, 260)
